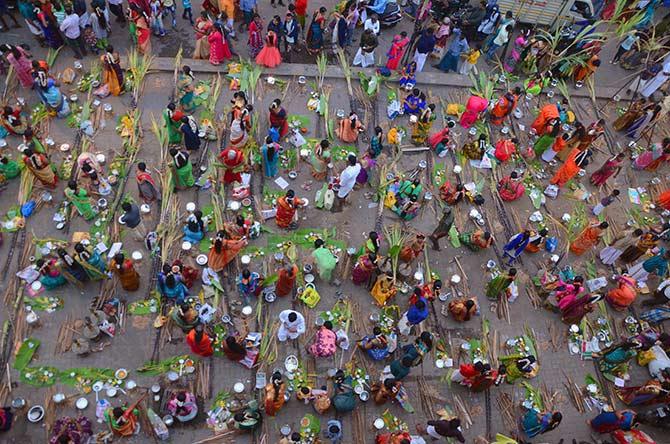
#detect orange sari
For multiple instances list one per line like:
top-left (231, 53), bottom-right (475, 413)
top-left (550, 148), bottom-right (580, 187)
top-left (658, 190), bottom-right (670, 211)
top-left (264, 382), bottom-right (286, 416)
top-left (276, 265), bottom-right (298, 297)
top-left (208, 239), bottom-right (246, 271)
top-left (570, 224), bottom-right (603, 255)
top-left (276, 196), bottom-right (304, 228)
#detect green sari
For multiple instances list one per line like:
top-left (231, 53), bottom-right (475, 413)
top-left (486, 274), bottom-right (513, 300)
top-left (163, 109), bottom-right (183, 145)
top-left (176, 74), bottom-right (198, 114)
top-left (65, 188), bottom-right (97, 221)
top-left (0, 160), bottom-right (20, 180)
top-left (173, 161), bottom-right (195, 189)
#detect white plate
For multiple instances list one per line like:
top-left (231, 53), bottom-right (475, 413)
top-left (196, 254), bottom-right (208, 266)
top-left (186, 202), bottom-right (196, 212)
top-left (301, 198), bottom-right (309, 207)
top-left (117, 215), bottom-right (126, 225)
top-left (75, 397), bottom-right (88, 409)
top-left (233, 382), bottom-right (245, 393)
top-left (167, 371), bottom-right (179, 382)
top-left (304, 274), bottom-right (314, 283)
top-left (181, 241), bottom-right (192, 251)
top-left (131, 251), bottom-right (142, 261)
top-left (115, 368), bottom-right (128, 380)
top-left (373, 418), bottom-right (385, 429)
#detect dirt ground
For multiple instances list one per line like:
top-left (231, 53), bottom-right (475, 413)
top-left (1, 3), bottom-right (670, 444)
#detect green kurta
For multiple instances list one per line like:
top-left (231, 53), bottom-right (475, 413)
top-left (65, 187), bottom-right (97, 221)
top-left (163, 109), bottom-right (183, 145)
top-left (312, 247), bottom-right (337, 281)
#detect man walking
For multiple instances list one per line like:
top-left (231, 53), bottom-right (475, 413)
top-left (60, 7), bottom-right (86, 59)
top-left (429, 206), bottom-right (454, 251)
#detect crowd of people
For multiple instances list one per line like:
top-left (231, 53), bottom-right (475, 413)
top-left (4, 0), bottom-right (670, 442)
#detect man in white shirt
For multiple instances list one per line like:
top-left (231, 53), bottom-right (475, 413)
top-left (277, 310), bottom-right (306, 341)
top-left (485, 24), bottom-right (511, 61)
top-left (363, 14), bottom-right (379, 35)
top-left (60, 7), bottom-right (86, 59)
top-left (334, 154), bottom-right (361, 212)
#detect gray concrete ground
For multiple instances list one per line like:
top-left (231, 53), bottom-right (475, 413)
top-left (1, 2), bottom-right (670, 444)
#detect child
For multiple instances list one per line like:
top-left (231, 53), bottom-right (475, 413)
top-left (182, 0), bottom-right (194, 24)
top-left (150, 0), bottom-right (166, 36)
top-left (459, 43), bottom-right (480, 76)
top-left (593, 189), bottom-right (620, 216)
top-left (82, 24), bottom-right (99, 54)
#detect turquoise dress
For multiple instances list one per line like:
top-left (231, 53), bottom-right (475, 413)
top-left (261, 143), bottom-right (279, 178)
top-left (521, 409), bottom-right (552, 438)
top-left (183, 225), bottom-right (205, 243)
top-left (163, 282), bottom-right (188, 304)
top-left (332, 376), bottom-right (356, 413)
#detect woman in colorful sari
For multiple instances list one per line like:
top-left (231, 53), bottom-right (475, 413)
top-left (167, 391), bottom-right (198, 423)
top-left (309, 139), bottom-right (331, 181)
top-left (264, 371), bottom-right (286, 416)
top-left (596, 341), bottom-right (640, 381)
top-left (336, 112), bottom-right (364, 143)
top-left (460, 229), bottom-right (493, 251)
top-left (460, 95), bottom-right (488, 129)
top-left (0, 106), bottom-right (28, 136)
top-left (100, 46), bottom-right (124, 96)
top-left (33, 72), bottom-right (69, 118)
top-left (275, 190), bottom-right (305, 229)
top-left (36, 258), bottom-right (67, 290)
top-left (35, 4), bottom-right (62, 48)
top-left (224, 215), bottom-right (250, 240)
top-left (57, 248), bottom-right (89, 284)
top-left (533, 120), bottom-right (560, 157)
top-left (550, 147), bottom-right (591, 188)
top-left (104, 407), bottom-right (139, 437)
top-left (590, 152), bottom-right (625, 186)
top-left (1, 44), bottom-right (33, 88)
top-left (559, 293), bottom-right (599, 325)
top-left (634, 138), bottom-right (670, 171)
top-left (497, 171), bottom-right (525, 202)
top-left (620, 231), bottom-right (657, 264)
top-left (411, 104), bottom-right (435, 145)
top-left (208, 22), bottom-right (232, 65)
top-left (369, 272), bottom-right (395, 306)
top-left (161, 274), bottom-right (188, 304)
top-left (163, 103), bottom-right (183, 145)
top-left (616, 379), bottom-right (670, 406)
top-left (261, 137), bottom-right (279, 178)
top-left (23, 148), bottom-right (57, 188)
top-left (247, 14), bottom-right (264, 58)
top-left (74, 243), bottom-right (107, 280)
top-left (399, 233), bottom-right (426, 264)
top-left (182, 210), bottom-right (205, 243)
top-left (385, 32), bottom-right (409, 71)
top-left (229, 107), bottom-right (251, 149)
top-left (614, 98), bottom-right (651, 132)
top-left (49, 415), bottom-right (93, 444)
top-left (109, 253), bottom-right (140, 291)
top-left (170, 148), bottom-right (194, 190)
top-left (275, 263), bottom-right (297, 297)
top-left (193, 11), bottom-right (212, 59)
top-left (399, 61), bottom-right (417, 89)
top-left (0, 156), bottom-right (20, 185)
top-left (308, 321), bottom-right (337, 357)
top-left (503, 31), bottom-right (528, 73)
top-left (208, 230), bottom-right (247, 272)
top-left (176, 66), bottom-right (198, 113)
top-left (589, 410), bottom-right (637, 434)
top-left (136, 162), bottom-right (160, 203)
top-left (186, 324), bottom-right (213, 356)
top-left (486, 268), bottom-right (517, 300)
top-left (268, 99), bottom-right (288, 138)
top-left (306, 7), bottom-right (326, 54)
top-left (626, 105), bottom-right (661, 139)
top-left (351, 253), bottom-right (377, 286)
top-left (65, 180), bottom-right (97, 221)
top-left (129, 5), bottom-right (151, 54)
top-left (521, 409), bottom-right (562, 438)
top-left (490, 88), bottom-right (520, 125)
top-left (570, 221), bottom-right (608, 256)
top-left (358, 327), bottom-right (390, 361)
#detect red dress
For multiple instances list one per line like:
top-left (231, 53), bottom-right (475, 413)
top-left (255, 31), bottom-right (282, 68)
top-left (208, 30), bottom-right (232, 65)
top-left (186, 330), bottom-right (213, 357)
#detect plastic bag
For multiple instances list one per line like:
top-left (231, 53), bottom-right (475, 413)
top-left (545, 237), bottom-right (558, 252)
top-left (268, 127), bottom-right (280, 143)
top-left (299, 284), bottom-right (320, 308)
top-left (21, 200), bottom-right (36, 217)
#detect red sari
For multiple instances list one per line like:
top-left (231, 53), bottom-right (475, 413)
top-left (275, 196), bottom-right (304, 228)
top-left (590, 156), bottom-right (622, 186)
top-left (570, 224), bottom-right (603, 255)
top-left (276, 265), bottom-right (297, 297)
top-left (208, 30), bottom-right (232, 65)
top-left (498, 176), bottom-right (525, 201)
top-left (490, 92), bottom-right (517, 125)
top-left (385, 35), bottom-right (409, 71)
top-left (219, 147), bottom-right (245, 184)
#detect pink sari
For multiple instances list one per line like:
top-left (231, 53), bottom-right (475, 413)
top-left (208, 30), bottom-right (232, 65)
top-left (7, 47), bottom-right (33, 88)
top-left (385, 36), bottom-right (409, 71)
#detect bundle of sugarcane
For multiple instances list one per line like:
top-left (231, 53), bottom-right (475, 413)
top-left (383, 224), bottom-right (409, 283)
top-left (496, 392), bottom-right (517, 430)
top-left (315, 53), bottom-right (327, 91)
top-left (126, 49), bottom-right (154, 105)
top-left (452, 395), bottom-right (473, 429)
top-left (17, 168), bottom-right (34, 206)
top-left (562, 373), bottom-right (585, 413)
top-left (195, 359), bottom-right (209, 399)
top-left (0, 383), bottom-right (9, 406)
top-left (55, 315), bottom-right (73, 355)
top-left (2, 65), bottom-right (14, 101)
top-left (44, 386), bottom-right (56, 440)
top-left (171, 46), bottom-right (183, 100)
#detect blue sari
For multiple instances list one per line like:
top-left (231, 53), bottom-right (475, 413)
top-left (183, 225), bottom-right (205, 243)
top-left (261, 143), bottom-right (279, 178)
top-left (163, 281), bottom-right (188, 304)
top-left (35, 79), bottom-right (70, 118)
top-left (360, 335), bottom-right (390, 361)
top-left (521, 409), bottom-right (552, 438)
